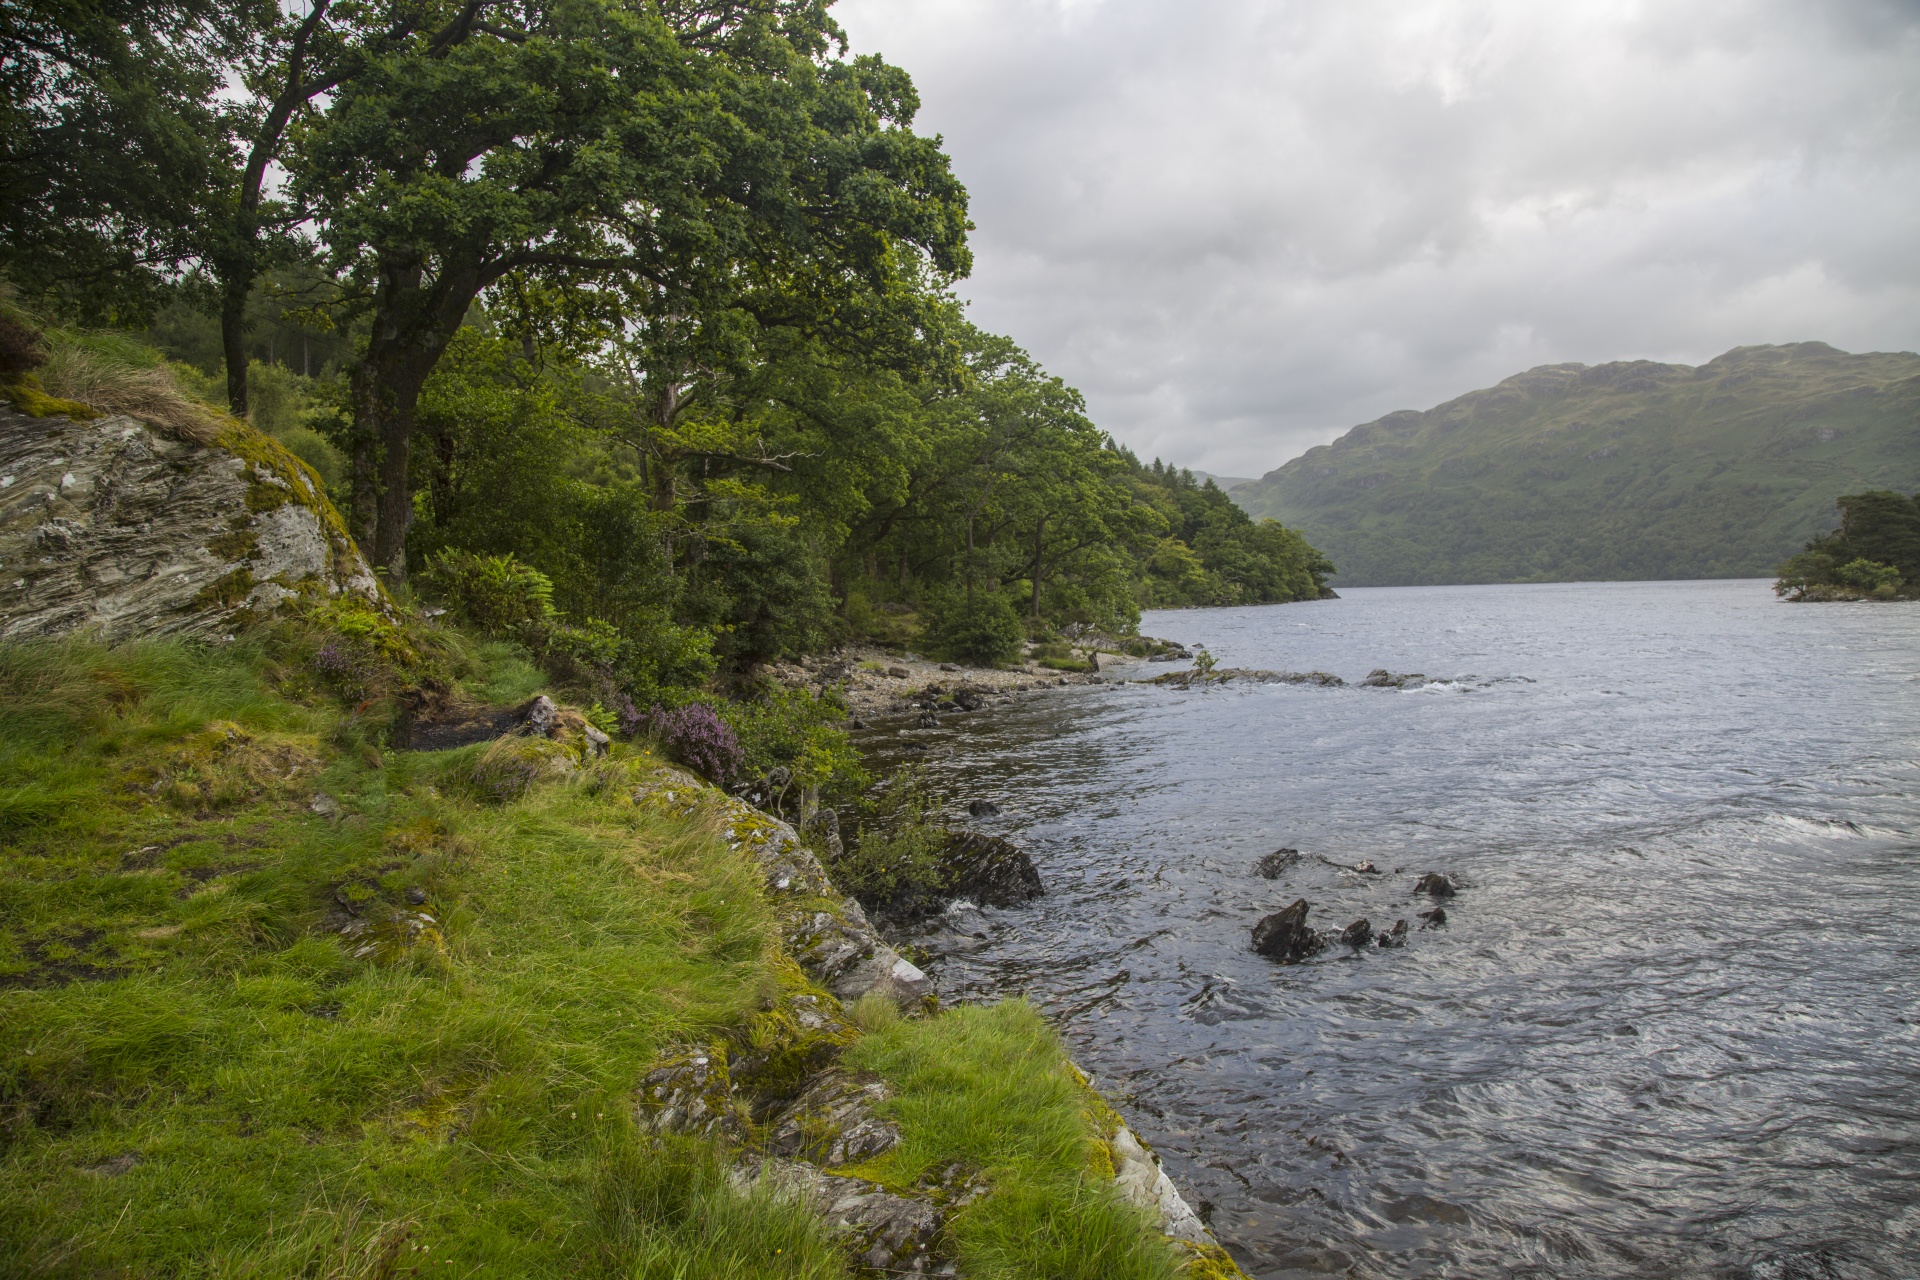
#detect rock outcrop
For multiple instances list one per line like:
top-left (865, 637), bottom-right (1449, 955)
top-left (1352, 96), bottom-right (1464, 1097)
top-left (1255, 848), bottom-right (1301, 879)
top-left (1251, 898), bottom-right (1326, 963)
top-left (0, 408), bottom-right (381, 641)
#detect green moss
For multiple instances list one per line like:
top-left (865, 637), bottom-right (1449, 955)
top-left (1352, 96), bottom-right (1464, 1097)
top-left (245, 481), bottom-right (291, 513)
top-left (3, 377), bottom-right (97, 421)
top-left (214, 419), bottom-right (361, 560)
top-left (205, 530), bottom-right (260, 563)
top-left (194, 567), bottom-right (254, 608)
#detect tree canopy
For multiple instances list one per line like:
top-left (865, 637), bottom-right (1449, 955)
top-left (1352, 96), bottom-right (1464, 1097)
top-left (5, 0), bottom-right (1334, 699)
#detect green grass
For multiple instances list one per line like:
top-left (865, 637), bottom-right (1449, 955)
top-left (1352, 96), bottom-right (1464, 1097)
top-left (847, 1001), bottom-right (1182, 1280)
top-left (0, 638), bottom-right (809, 1276)
top-left (0, 636), bottom-right (1194, 1279)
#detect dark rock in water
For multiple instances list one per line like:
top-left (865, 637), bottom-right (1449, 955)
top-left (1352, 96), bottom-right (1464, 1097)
top-left (952, 688), bottom-right (985, 711)
top-left (967, 799), bottom-right (1001, 818)
top-left (849, 717), bottom-right (867, 730)
top-left (1339, 918), bottom-right (1374, 948)
top-left (1378, 919), bottom-right (1410, 948)
top-left (940, 832), bottom-right (1044, 907)
top-left (899, 741), bottom-right (929, 754)
top-left (1256, 848), bottom-right (1301, 879)
top-left (1252, 898), bottom-right (1326, 963)
top-left (1361, 669), bottom-right (1433, 689)
top-left (1418, 906), bottom-right (1448, 927)
top-left (1414, 872), bottom-right (1456, 897)
top-left (915, 709), bottom-right (939, 728)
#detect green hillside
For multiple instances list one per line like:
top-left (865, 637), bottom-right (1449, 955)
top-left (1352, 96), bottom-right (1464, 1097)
top-left (1231, 342), bottom-right (1920, 585)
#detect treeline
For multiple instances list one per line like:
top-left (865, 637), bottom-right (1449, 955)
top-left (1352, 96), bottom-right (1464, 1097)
top-left (3, 0), bottom-right (1332, 694)
top-left (1775, 491), bottom-right (1920, 601)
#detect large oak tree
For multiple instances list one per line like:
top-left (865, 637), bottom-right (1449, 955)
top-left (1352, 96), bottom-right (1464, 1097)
top-left (293, 0), bottom-right (969, 582)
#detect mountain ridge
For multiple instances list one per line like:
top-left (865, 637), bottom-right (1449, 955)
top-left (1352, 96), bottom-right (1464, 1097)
top-left (1230, 342), bottom-right (1920, 586)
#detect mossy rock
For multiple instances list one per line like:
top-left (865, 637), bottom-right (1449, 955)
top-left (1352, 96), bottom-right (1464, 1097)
top-left (0, 407), bottom-right (386, 641)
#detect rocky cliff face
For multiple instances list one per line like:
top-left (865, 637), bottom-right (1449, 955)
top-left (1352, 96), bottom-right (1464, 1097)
top-left (0, 408), bottom-right (382, 641)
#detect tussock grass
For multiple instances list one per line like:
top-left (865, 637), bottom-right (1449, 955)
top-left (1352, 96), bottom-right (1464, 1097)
top-left (591, 1131), bottom-right (848, 1279)
top-left (32, 342), bottom-right (224, 443)
top-left (848, 1000), bottom-right (1182, 1280)
top-left (0, 638), bottom-right (784, 1276)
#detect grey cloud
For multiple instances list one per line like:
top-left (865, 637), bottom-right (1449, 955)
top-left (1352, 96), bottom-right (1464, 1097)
top-left (836, 0), bottom-right (1920, 475)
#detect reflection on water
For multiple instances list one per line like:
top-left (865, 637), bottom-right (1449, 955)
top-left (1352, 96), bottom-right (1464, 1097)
top-left (855, 580), bottom-right (1920, 1280)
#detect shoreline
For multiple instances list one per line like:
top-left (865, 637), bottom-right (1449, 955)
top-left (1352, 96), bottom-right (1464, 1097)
top-left (762, 641), bottom-right (1162, 723)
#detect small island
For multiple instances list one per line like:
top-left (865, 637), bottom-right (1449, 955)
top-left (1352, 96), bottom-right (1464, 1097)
top-left (1774, 491), bottom-right (1920, 601)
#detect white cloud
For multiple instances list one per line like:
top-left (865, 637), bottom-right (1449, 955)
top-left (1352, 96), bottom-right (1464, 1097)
top-left (836, 0), bottom-right (1920, 475)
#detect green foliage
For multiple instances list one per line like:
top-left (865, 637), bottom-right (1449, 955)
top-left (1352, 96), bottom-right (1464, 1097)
top-left (721, 685), bottom-right (865, 803)
top-left (848, 1000), bottom-right (1182, 1280)
top-left (0, 0), bottom-right (259, 322)
top-left (1235, 342), bottom-right (1920, 585)
top-left (829, 766), bottom-right (946, 914)
top-left (1774, 489), bottom-right (1920, 600)
top-left (920, 588), bottom-right (1026, 667)
top-left (422, 550), bottom-right (557, 637)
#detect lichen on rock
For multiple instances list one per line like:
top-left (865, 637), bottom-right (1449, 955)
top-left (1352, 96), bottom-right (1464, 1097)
top-left (0, 408), bottom-right (383, 641)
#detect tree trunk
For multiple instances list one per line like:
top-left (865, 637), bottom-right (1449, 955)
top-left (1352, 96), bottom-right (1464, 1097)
top-left (347, 367), bottom-right (379, 552)
top-left (221, 275), bottom-right (252, 418)
top-left (346, 248), bottom-right (486, 584)
top-left (353, 340), bottom-right (438, 584)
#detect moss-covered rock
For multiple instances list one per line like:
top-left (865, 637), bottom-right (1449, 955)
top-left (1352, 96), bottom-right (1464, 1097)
top-left (0, 408), bottom-right (384, 641)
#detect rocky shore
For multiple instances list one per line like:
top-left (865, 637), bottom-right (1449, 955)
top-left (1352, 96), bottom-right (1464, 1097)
top-left (760, 642), bottom-right (1148, 722)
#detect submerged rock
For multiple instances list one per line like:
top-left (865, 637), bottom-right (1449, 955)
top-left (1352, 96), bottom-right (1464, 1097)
top-left (939, 831), bottom-right (1044, 907)
top-left (1414, 872), bottom-right (1457, 897)
top-left (1252, 898), bottom-right (1326, 963)
top-left (1256, 848), bottom-right (1301, 879)
top-left (1377, 919), bottom-right (1410, 948)
top-left (967, 798), bottom-right (1001, 818)
top-left (1361, 669), bottom-right (1438, 689)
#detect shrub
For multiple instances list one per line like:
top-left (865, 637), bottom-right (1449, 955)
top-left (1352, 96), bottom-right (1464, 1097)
top-left (920, 589), bottom-right (1024, 667)
top-left (1836, 558), bottom-right (1901, 593)
top-left (633, 702), bottom-right (743, 785)
top-left (0, 311), bottom-right (47, 377)
top-left (422, 551), bottom-right (556, 635)
top-left (832, 765), bottom-right (948, 917)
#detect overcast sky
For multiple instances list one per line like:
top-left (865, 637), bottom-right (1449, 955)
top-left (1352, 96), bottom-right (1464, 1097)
top-left (834, 0), bottom-right (1920, 478)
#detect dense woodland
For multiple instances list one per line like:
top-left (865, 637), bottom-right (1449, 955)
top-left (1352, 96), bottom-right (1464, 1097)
top-left (2, 0), bottom-right (1332, 699)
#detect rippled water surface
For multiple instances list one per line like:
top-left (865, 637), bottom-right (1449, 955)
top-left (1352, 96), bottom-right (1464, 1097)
top-left (858, 580), bottom-right (1920, 1280)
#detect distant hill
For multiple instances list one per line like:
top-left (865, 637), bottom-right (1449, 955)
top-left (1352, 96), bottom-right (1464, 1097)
top-left (1189, 470), bottom-right (1256, 491)
top-left (1231, 342), bottom-right (1920, 585)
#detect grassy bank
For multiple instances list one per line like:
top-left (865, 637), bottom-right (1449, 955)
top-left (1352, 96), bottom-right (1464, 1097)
top-left (0, 635), bottom-right (1190, 1278)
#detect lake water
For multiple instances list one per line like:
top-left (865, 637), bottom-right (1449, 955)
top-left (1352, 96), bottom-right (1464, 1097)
top-left (859, 580), bottom-right (1920, 1280)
